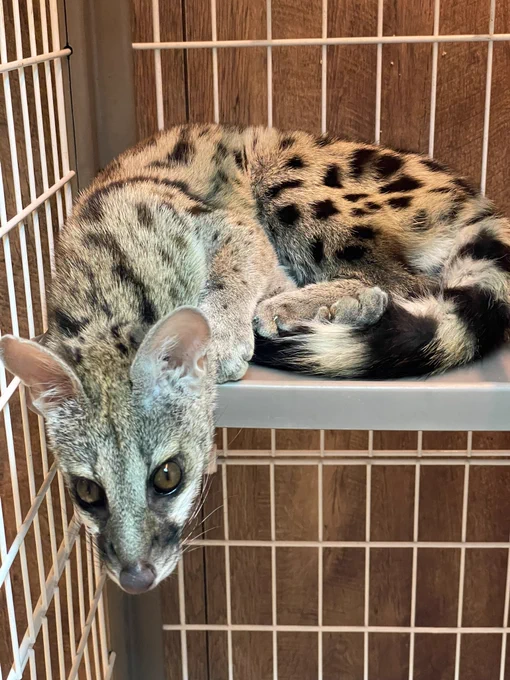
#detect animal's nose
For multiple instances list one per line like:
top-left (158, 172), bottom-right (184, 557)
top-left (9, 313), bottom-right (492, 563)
top-left (119, 562), bottom-right (156, 594)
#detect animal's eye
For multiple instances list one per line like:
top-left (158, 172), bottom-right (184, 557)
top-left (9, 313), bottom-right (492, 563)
top-left (75, 478), bottom-right (106, 507)
top-left (152, 460), bottom-right (182, 495)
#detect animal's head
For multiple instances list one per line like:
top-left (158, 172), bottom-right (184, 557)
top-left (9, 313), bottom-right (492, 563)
top-left (0, 307), bottom-right (215, 594)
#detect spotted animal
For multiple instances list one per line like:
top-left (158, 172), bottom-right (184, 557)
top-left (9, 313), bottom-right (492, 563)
top-left (1, 124), bottom-right (508, 592)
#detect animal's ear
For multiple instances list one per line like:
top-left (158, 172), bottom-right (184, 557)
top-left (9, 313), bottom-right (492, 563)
top-left (0, 335), bottom-right (84, 416)
top-left (131, 306), bottom-right (211, 396)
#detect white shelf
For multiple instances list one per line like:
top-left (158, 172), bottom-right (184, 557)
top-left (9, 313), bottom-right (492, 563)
top-left (216, 350), bottom-right (510, 431)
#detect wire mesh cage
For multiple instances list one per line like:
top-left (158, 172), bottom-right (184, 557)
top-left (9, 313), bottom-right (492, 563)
top-left (1, 0), bottom-right (510, 679)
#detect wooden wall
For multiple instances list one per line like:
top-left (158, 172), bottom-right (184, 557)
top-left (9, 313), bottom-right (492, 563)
top-left (131, 0), bottom-right (510, 678)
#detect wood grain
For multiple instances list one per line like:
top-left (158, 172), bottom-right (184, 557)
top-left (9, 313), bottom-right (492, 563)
top-left (232, 632), bottom-right (273, 680)
top-left (370, 466), bottom-right (415, 541)
top-left (418, 466), bottom-right (464, 541)
top-left (369, 634), bottom-right (410, 680)
top-left (322, 465), bottom-right (366, 541)
top-left (323, 633), bottom-right (364, 679)
top-left (466, 467), bottom-right (510, 541)
top-left (413, 634), bottom-right (456, 680)
top-left (276, 548), bottom-right (318, 625)
top-left (415, 549), bottom-right (460, 627)
top-left (230, 547), bottom-right (272, 624)
top-left (227, 466), bottom-right (271, 540)
top-left (463, 549), bottom-right (508, 627)
top-left (369, 548), bottom-right (413, 626)
top-left (322, 548), bottom-right (365, 625)
top-left (277, 633), bottom-right (318, 680)
top-left (275, 466), bottom-right (319, 540)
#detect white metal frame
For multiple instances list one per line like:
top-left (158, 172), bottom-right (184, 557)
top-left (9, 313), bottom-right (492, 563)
top-left (162, 430), bottom-right (510, 680)
top-left (136, 1), bottom-right (510, 678)
top-left (0, 0), bottom-right (113, 678)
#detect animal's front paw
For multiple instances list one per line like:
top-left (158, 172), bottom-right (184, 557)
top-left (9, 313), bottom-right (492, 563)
top-left (211, 322), bottom-right (254, 383)
top-left (253, 291), bottom-right (328, 339)
top-left (331, 286), bottom-right (388, 328)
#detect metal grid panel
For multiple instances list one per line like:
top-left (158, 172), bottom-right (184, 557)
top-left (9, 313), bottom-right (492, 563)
top-left (0, 1), bottom-right (114, 677)
top-left (164, 429), bottom-right (510, 680)
top-left (138, 4), bottom-right (510, 678)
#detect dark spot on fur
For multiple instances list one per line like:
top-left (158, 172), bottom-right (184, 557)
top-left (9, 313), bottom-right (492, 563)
top-left (374, 154), bottom-right (403, 178)
top-left (313, 199), bottom-right (339, 219)
top-left (168, 135), bottom-right (195, 164)
top-left (310, 238), bottom-right (324, 264)
top-left (380, 176), bottom-right (422, 193)
top-left (454, 177), bottom-right (477, 197)
top-left (212, 231), bottom-right (220, 241)
top-left (267, 179), bottom-right (303, 199)
top-left (430, 186), bottom-right (453, 194)
top-left (188, 204), bottom-right (211, 216)
top-left (388, 196), bottom-right (413, 209)
top-left (366, 202), bottom-right (381, 211)
top-left (352, 225), bottom-right (375, 240)
top-left (233, 266), bottom-right (240, 273)
top-left (324, 164), bottom-right (343, 188)
top-left (421, 158), bottom-right (448, 173)
top-left (441, 202), bottom-right (462, 223)
top-left (344, 193), bottom-right (368, 203)
top-left (217, 170), bottom-right (228, 184)
top-left (458, 229), bottom-right (510, 272)
top-left (411, 210), bottom-right (431, 231)
top-left (315, 133), bottom-right (336, 147)
top-left (286, 155), bottom-right (305, 169)
top-left (137, 203), bottom-right (152, 229)
top-left (129, 334), bottom-right (141, 350)
top-left (224, 236), bottom-right (232, 246)
top-left (116, 342), bottom-right (129, 356)
top-left (335, 245), bottom-right (366, 261)
top-left (73, 348), bottom-right (82, 364)
top-left (54, 310), bottom-right (89, 337)
top-left (350, 148), bottom-right (376, 178)
top-left (222, 302), bottom-right (228, 310)
top-left (277, 204), bottom-right (301, 226)
top-left (465, 206), bottom-right (496, 226)
top-left (214, 142), bottom-right (228, 163)
top-left (351, 208), bottom-right (368, 217)
top-left (279, 136), bottom-right (295, 150)
top-left (207, 275), bottom-right (225, 291)
top-left (111, 324), bottom-right (121, 339)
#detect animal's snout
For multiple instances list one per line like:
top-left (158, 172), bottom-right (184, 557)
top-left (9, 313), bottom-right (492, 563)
top-left (119, 561), bottom-right (156, 594)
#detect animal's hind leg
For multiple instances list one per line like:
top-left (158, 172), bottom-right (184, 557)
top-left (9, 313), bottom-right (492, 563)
top-left (254, 278), bottom-right (388, 338)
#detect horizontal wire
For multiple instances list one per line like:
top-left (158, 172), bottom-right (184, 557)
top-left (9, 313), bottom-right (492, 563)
top-left (186, 539), bottom-right (510, 549)
top-left (0, 170), bottom-right (75, 238)
top-left (133, 32), bottom-right (510, 50)
top-left (0, 48), bottom-right (71, 74)
top-left (163, 624), bottom-right (510, 634)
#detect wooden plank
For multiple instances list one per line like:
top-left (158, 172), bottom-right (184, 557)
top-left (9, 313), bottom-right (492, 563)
top-left (323, 633), bottom-right (364, 679)
top-left (277, 633), bottom-right (318, 680)
top-left (371, 466), bottom-right (415, 541)
top-left (467, 467), bottom-right (510, 541)
top-left (418, 466), bottom-right (464, 541)
top-left (276, 548), bottom-right (318, 625)
top-left (463, 549), bottom-right (508, 627)
top-left (459, 634), bottom-right (502, 680)
top-left (217, 0), bottom-right (267, 125)
top-left (275, 465), bottom-right (319, 540)
top-left (369, 548), bottom-right (413, 626)
top-left (322, 465), bottom-right (366, 541)
top-left (380, 1), bottom-right (434, 152)
top-left (369, 634), bottom-right (410, 680)
top-left (413, 634), bottom-right (456, 680)
top-left (227, 466), bottom-right (271, 540)
top-left (184, 0), bottom-right (214, 122)
top-left (230, 547), bottom-right (272, 624)
top-left (415, 549), bottom-right (460, 626)
top-left (232, 632), bottom-right (273, 680)
top-left (322, 548), bottom-right (365, 625)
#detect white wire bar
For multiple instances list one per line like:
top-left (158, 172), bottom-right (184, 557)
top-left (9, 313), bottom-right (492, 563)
top-left (133, 33), bottom-right (510, 49)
